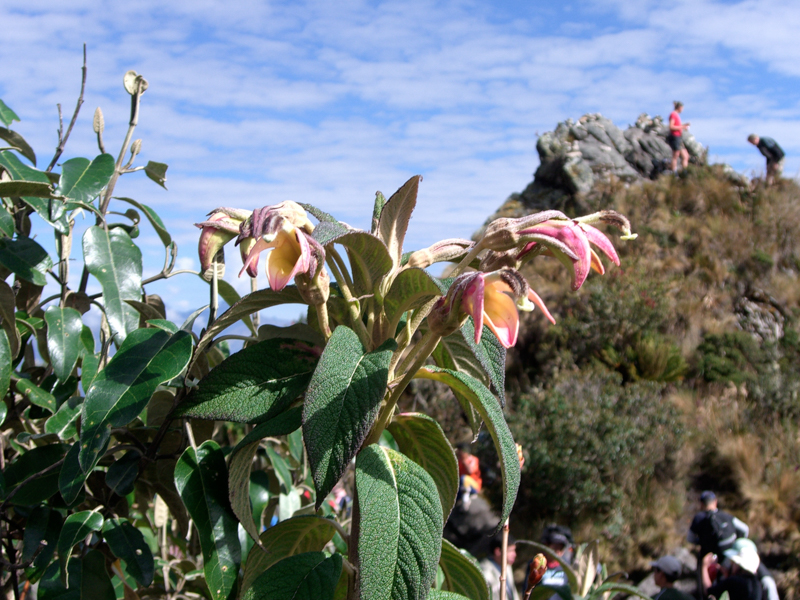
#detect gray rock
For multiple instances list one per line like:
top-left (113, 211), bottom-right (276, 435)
top-left (532, 111), bottom-right (708, 200)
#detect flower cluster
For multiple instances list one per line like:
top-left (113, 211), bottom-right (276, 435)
top-left (196, 196), bottom-right (633, 350)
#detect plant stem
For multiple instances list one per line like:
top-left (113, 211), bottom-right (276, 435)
top-left (448, 240), bottom-right (484, 277)
top-left (326, 254), bottom-right (370, 347)
top-left (46, 45), bottom-right (87, 172)
top-left (316, 301), bottom-right (332, 340)
top-left (365, 330), bottom-right (440, 447)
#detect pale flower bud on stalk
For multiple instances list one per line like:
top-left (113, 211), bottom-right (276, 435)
top-left (406, 239), bottom-right (475, 269)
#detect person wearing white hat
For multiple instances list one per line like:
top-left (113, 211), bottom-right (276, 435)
top-left (724, 539), bottom-right (779, 600)
top-left (701, 541), bottom-right (762, 600)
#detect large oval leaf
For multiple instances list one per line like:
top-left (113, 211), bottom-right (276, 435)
top-left (387, 413), bottom-right (459, 523)
top-left (0, 126), bottom-right (36, 165)
top-left (414, 366), bottom-right (520, 530)
top-left (115, 197), bottom-right (172, 246)
top-left (438, 539), bottom-right (490, 600)
top-left (59, 154), bottom-right (114, 202)
top-left (460, 321), bottom-right (506, 407)
top-left (303, 325), bottom-right (396, 507)
top-left (83, 226), bottom-right (142, 342)
top-left (45, 306), bottom-right (83, 382)
top-left (102, 518), bottom-right (155, 587)
top-left (80, 329), bottom-right (192, 472)
top-left (355, 444), bottom-right (443, 600)
top-left (0, 280), bottom-right (20, 356)
top-left (0, 236), bottom-right (52, 286)
top-left (242, 552), bottom-right (342, 600)
top-left (240, 515), bottom-right (339, 595)
top-left (178, 338), bottom-right (318, 423)
top-left (175, 441), bottom-right (241, 600)
top-left (228, 407), bottom-right (303, 544)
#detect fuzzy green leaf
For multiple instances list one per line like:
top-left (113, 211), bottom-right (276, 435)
top-left (82, 226), bottom-right (142, 342)
top-left (240, 515), bottom-right (339, 595)
top-left (460, 321), bottom-right (506, 406)
top-left (439, 539), bottom-right (490, 600)
top-left (0, 208), bottom-right (13, 237)
top-left (192, 286), bottom-right (304, 360)
top-left (388, 413), bottom-right (459, 523)
top-left (428, 592), bottom-right (472, 600)
top-left (0, 126), bottom-right (36, 164)
top-left (242, 552), bottom-right (342, 600)
top-left (431, 334), bottom-right (486, 437)
top-left (0, 236), bottom-right (52, 286)
top-left (303, 326), bottom-right (396, 507)
top-left (215, 278), bottom-right (256, 334)
top-left (59, 155), bottom-right (114, 202)
top-left (102, 518), bottom-right (154, 586)
top-left (175, 441), bottom-right (241, 600)
top-left (179, 338), bottom-right (317, 423)
top-left (80, 329), bottom-right (192, 472)
top-left (57, 511), bottom-right (104, 584)
top-left (376, 176), bottom-right (420, 268)
top-left (356, 444), bottom-right (443, 600)
top-left (45, 306), bottom-right (83, 382)
top-left (228, 408), bottom-right (302, 544)
top-left (384, 267), bottom-right (442, 332)
top-left (414, 366), bottom-right (520, 530)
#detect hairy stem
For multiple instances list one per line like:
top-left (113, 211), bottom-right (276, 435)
top-left (448, 239), bottom-right (484, 277)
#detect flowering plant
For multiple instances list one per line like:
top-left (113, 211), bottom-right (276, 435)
top-left (0, 63), bottom-right (634, 600)
top-left (187, 176), bottom-right (635, 599)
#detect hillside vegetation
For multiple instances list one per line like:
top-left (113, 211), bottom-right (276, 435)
top-left (415, 165), bottom-right (800, 596)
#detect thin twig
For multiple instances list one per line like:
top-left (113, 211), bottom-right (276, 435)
top-left (47, 44), bottom-right (87, 172)
top-left (0, 458), bottom-right (66, 510)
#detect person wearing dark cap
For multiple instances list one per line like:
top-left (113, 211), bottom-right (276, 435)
top-left (480, 533), bottom-right (520, 600)
top-left (651, 556), bottom-right (693, 600)
top-left (688, 492), bottom-right (749, 558)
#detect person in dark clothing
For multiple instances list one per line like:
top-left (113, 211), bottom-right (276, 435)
top-left (701, 543), bottom-right (762, 600)
top-left (651, 555), bottom-right (693, 600)
top-left (748, 134), bottom-right (785, 185)
top-left (688, 491), bottom-right (749, 557)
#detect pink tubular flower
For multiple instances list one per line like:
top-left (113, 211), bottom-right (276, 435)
top-left (195, 208), bottom-right (252, 273)
top-left (516, 219), bottom-right (620, 291)
top-left (429, 269), bottom-right (554, 349)
top-left (236, 203), bottom-right (324, 291)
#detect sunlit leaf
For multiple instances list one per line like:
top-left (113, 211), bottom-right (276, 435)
top-left (376, 175), bottom-right (420, 268)
top-left (242, 552), bottom-right (341, 600)
top-left (438, 539), bottom-right (490, 600)
top-left (303, 326), bottom-right (395, 506)
top-left (240, 515), bottom-right (339, 594)
top-left (178, 338), bottom-right (317, 423)
top-left (414, 366), bottom-right (520, 529)
top-left (115, 197), bottom-right (171, 246)
top-left (144, 161), bottom-right (168, 188)
top-left (57, 510), bottom-right (104, 584)
top-left (80, 329), bottom-right (192, 472)
top-left (0, 180), bottom-right (55, 197)
top-left (383, 267), bottom-right (441, 333)
top-left (45, 306), bottom-right (83, 382)
top-left (355, 444), bottom-right (443, 600)
top-left (82, 226), bottom-right (142, 342)
top-left (0, 99), bottom-right (20, 127)
top-left (387, 413), bottom-right (459, 523)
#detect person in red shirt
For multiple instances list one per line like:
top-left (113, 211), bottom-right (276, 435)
top-left (456, 443), bottom-right (483, 492)
top-left (668, 101), bottom-right (691, 172)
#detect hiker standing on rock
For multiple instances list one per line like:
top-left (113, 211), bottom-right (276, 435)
top-left (669, 101), bottom-right (691, 172)
top-left (747, 134), bottom-right (785, 185)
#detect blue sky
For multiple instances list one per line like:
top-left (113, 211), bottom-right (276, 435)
top-left (2, 0), bottom-right (799, 323)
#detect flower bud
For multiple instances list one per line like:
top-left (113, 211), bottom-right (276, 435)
top-left (480, 210), bottom-right (569, 251)
top-left (406, 239), bottom-right (474, 270)
top-left (295, 268), bottom-right (330, 306)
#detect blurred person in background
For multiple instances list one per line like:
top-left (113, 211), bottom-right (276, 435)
top-left (480, 533), bottom-right (520, 600)
top-left (747, 134), bottom-right (785, 186)
top-left (650, 555), bottom-right (693, 600)
top-left (701, 542), bottom-right (762, 600)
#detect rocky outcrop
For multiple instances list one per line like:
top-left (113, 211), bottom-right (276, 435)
top-left (535, 112), bottom-right (706, 195)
